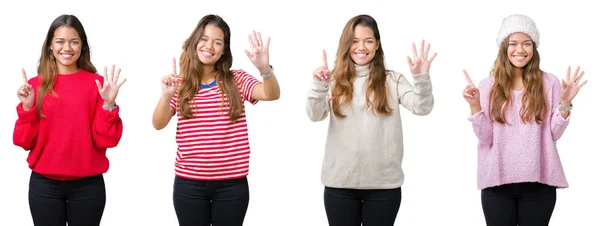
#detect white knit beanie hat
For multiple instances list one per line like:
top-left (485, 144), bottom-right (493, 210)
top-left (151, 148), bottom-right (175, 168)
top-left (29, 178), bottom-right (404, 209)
top-left (496, 14), bottom-right (539, 47)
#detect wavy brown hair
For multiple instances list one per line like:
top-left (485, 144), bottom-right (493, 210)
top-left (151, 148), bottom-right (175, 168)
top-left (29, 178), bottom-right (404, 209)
top-left (177, 14), bottom-right (242, 122)
top-left (488, 37), bottom-right (546, 124)
top-left (36, 14), bottom-right (96, 118)
top-left (330, 14), bottom-right (391, 118)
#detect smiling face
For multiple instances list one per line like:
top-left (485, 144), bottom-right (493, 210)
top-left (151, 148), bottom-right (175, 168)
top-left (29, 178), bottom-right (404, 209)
top-left (350, 25), bottom-right (379, 66)
top-left (196, 23), bottom-right (225, 66)
top-left (51, 25), bottom-right (82, 74)
top-left (506, 32), bottom-right (534, 68)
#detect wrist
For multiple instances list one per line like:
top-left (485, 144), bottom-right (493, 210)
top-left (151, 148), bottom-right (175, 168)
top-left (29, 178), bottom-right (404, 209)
top-left (560, 100), bottom-right (572, 106)
top-left (104, 101), bottom-right (116, 107)
top-left (22, 104), bottom-right (33, 111)
top-left (260, 65), bottom-right (274, 79)
top-left (258, 65), bottom-right (271, 74)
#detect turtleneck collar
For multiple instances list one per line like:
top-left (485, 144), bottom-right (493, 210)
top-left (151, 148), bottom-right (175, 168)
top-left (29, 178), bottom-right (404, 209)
top-left (355, 63), bottom-right (370, 77)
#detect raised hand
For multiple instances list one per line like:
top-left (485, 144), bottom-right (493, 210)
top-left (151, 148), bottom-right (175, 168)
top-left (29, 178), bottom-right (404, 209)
top-left (462, 69), bottom-right (480, 107)
top-left (407, 40), bottom-right (437, 75)
top-left (244, 30), bottom-right (271, 74)
top-left (17, 68), bottom-right (34, 110)
top-left (161, 57), bottom-right (180, 97)
top-left (313, 49), bottom-right (331, 82)
top-left (95, 65), bottom-right (126, 106)
top-left (560, 66), bottom-right (587, 104)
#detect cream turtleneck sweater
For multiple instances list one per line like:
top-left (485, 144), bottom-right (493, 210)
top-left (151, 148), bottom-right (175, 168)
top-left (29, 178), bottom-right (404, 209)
top-left (306, 64), bottom-right (434, 189)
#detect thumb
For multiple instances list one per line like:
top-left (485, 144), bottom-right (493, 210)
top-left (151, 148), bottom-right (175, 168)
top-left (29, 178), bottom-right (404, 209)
top-left (244, 50), bottom-right (252, 59)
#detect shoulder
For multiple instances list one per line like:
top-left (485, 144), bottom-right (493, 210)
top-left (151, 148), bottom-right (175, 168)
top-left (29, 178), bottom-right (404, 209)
top-left (542, 71), bottom-right (560, 84)
top-left (27, 75), bottom-right (41, 86)
top-left (385, 70), bottom-right (404, 82)
top-left (478, 76), bottom-right (494, 90)
top-left (78, 69), bottom-right (103, 81)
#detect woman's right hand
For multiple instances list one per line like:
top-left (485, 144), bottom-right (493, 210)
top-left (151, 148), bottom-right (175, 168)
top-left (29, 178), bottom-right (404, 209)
top-left (162, 58), bottom-right (180, 97)
top-left (17, 69), bottom-right (34, 110)
top-left (313, 49), bottom-right (331, 82)
top-left (462, 69), bottom-right (481, 107)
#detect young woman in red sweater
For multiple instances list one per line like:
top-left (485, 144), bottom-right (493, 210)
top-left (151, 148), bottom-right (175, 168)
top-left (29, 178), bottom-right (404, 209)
top-left (152, 14), bottom-right (280, 226)
top-left (13, 14), bottom-right (126, 226)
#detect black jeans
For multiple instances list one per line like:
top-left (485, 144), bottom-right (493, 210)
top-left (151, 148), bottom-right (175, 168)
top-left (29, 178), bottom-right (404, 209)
top-left (481, 182), bottom-right (557, 226)
top-left (173, 176), bottom-right (250, 226)
top-left (324, 186), bottom-right (402, 226)
top-left (28, 171), bottom-right (106, 226)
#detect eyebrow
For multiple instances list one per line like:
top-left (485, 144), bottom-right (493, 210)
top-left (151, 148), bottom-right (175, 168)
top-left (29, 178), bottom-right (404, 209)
top-left (509, 40), bottom-right (532, 42)
top-left (54, 37), bottom-right (81, 41)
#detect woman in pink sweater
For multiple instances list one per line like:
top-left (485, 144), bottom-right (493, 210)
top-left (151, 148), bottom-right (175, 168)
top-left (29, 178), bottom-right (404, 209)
top-left (463, 14), bottom-right (587, 226)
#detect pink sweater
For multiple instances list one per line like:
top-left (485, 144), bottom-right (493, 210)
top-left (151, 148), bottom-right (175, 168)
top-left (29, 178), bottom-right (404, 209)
top-left (469, 72), bottom-right (570, 190)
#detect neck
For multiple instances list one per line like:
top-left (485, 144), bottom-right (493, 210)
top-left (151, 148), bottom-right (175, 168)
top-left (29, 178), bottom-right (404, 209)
top-left (201, 65), bottom-right (216, 84)
top-left (512, 68), bottom-right (524, 91)
top-left (58, 65), bottom-right (80, 75)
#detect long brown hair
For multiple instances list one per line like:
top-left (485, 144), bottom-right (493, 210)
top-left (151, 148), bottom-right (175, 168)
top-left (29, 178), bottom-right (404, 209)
top-left (330, 14), bottom-right (391, 118)
top-left (36, 14), bottom-right (96, 118)
top-left (177, 14), bottom-right (242, 122)
top-left (488, 37), bottom-right (546, 124)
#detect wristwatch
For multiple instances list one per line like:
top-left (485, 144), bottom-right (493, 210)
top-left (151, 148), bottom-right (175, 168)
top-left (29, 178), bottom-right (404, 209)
top-left (260, 65), bottom-right (274, 79)
top-left (103, 103), bottom-right (118, 112)
top-left (558, 104), bottom-right (572, 112)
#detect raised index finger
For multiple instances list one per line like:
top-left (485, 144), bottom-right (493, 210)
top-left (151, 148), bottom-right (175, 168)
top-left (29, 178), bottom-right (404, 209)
top-left (172, 57), bottom-right (177, 76)
top-left (22, 68), bottom-right (28, 84)
top-left (463, 69), bottom-right (474, 85)
top-left (322, 49), bottom-right (329, 70)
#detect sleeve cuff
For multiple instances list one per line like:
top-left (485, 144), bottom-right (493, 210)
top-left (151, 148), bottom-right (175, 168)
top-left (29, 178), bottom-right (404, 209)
top-left (16, 103), bottom-right (38, 122)
top-left (468, 110), bottom-right (484, 122)
top-left (96, 105), bottom-right (121, 123)
top-left (412, 72), bottom-right (431, 82)
top-left (311, 79), bottom-right (330, 91)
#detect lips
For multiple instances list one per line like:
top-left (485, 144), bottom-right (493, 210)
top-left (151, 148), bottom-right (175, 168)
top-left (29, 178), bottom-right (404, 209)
top-left (354, 52), bottom-right (369, 59)
top-left (59, 53), bottom-right (75, 60)
top-left (512, 55), bottom-right (527, 60)
top-left (201, 50), bottom-right (215, 57)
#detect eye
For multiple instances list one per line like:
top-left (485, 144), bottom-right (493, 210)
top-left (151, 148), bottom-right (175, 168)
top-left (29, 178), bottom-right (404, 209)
top-left (353, 40), bottom-right (358, 43)
top-left (525, 43), bottom-right (531, 46)
top-left (367, 40), bottom-right (374, 44)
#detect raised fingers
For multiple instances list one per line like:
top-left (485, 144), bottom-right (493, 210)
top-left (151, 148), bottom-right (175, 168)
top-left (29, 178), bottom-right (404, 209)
top-left (22, 68), bottom-right (28, 84)
top-left (463, 69), bottom-right (474, 85)
top-left (322, 49), bottom-right (329, 70)
top-left (412, 42), bottom-right (418, 61)
top-left (420, 40), bottom-right (425, 57)
top-left (172, 57), bottom-right (178, 76)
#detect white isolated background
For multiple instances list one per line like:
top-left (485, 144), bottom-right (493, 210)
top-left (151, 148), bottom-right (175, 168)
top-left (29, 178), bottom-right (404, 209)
top-left (0, 0), bottom-right (597, 225)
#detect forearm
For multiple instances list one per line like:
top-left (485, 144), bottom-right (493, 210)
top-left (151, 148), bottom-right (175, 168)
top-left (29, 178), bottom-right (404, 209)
top-left (152, 94), bottom-right (175, 130)
top-left (261, 74), bottom-right (280, 100)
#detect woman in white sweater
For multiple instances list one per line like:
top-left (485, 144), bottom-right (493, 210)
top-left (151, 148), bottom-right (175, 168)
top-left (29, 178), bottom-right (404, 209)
top-left (306, 14), bottom-right (437, 226)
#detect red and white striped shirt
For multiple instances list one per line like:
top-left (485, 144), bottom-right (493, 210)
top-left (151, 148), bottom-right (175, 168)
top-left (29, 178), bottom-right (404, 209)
top-left (170, 69), bottom-right (259, 181)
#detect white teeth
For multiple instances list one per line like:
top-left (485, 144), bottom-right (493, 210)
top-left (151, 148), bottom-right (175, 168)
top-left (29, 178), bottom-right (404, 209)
top-left (201, 51), bottom-right (214, 56)
top-left (513, 56), bottom-right (526, 60)
top-left (355, 53), bottom-right (367, 57)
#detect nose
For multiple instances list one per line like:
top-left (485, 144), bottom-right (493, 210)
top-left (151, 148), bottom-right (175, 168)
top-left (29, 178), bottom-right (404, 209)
top-left (64, 42), bottom-right (73, 51)
top-left (357, 41), bottom-right (366, 50)
top-left (517, 44), bottom-right (525, 53)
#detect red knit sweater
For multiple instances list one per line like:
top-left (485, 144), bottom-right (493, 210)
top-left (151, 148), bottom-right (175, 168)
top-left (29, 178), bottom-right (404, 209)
top-left (13, 70), bottom-right (123, 180)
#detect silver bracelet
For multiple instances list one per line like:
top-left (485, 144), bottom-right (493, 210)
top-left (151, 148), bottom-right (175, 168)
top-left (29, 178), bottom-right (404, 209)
top-left (558, 104), bottom-right (572, 112)
top-left (260, 65), bottom-right (274, 79)
top-left (103, 103), bottom-right (118, 112)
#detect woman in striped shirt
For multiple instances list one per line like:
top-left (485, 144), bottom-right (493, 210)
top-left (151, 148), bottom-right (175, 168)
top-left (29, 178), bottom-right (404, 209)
top-left (152, 14), bottom-right (280, 226)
